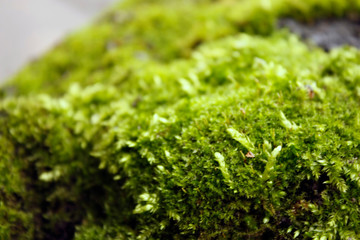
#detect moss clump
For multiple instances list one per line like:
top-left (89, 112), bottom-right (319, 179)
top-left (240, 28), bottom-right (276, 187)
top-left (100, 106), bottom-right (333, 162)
top-left (1, 0), bottom-right (360, 239)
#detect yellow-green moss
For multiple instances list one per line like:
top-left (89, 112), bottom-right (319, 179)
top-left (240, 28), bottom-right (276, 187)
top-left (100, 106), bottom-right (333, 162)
top-left (4, 0), bottom-right (360, 96)
top-left (1, 0), bottom-right (360, 239)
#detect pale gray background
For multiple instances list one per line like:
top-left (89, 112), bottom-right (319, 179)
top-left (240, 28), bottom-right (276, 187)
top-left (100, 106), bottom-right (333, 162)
top-left (0, 0), bottom-right (117, 83)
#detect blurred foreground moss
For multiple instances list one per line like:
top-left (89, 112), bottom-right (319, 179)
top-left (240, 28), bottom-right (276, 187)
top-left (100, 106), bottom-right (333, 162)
top-left (1, 0), bottom-right (360, 239)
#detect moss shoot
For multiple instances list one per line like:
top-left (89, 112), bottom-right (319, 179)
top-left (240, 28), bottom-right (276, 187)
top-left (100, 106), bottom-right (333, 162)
top-left (1, 0), bottom-right (360, 239)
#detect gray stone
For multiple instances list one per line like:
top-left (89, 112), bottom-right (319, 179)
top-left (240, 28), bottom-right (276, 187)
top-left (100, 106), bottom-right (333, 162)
top-left (278, 18), bottom-right (360, 51)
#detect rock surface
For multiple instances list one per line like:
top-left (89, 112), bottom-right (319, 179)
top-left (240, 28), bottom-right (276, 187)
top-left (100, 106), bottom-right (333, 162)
top-left (279, 18), bottom-right (360, 50)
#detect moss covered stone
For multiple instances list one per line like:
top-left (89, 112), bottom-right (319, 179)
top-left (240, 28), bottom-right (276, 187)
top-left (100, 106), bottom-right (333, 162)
top-left (1, 0), bottom-right (360, 239)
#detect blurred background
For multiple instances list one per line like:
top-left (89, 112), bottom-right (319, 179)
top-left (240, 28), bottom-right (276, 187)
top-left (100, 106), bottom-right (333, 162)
top-left (0, 0), bottom-right (117, 83)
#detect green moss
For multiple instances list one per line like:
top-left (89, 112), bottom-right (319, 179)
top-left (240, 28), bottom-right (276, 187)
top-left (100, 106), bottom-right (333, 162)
top-left (1, 0), bottom-right (360, 239)
top-left (4, 0), bottom-right (360, 96)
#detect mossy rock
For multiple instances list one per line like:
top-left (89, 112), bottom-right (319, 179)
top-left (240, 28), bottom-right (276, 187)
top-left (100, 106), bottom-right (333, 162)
top-left (1, 0), bottom-right (360, 239)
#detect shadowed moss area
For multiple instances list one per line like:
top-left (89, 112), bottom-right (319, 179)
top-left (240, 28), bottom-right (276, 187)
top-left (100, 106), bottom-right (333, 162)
top-left (1, 0), bottom-right (360, 239)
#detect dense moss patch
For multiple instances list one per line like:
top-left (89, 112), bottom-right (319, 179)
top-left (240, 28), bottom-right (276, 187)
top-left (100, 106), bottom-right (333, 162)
top-left (1, 0), bottom-right (360, 239)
